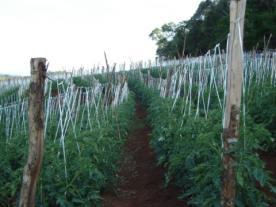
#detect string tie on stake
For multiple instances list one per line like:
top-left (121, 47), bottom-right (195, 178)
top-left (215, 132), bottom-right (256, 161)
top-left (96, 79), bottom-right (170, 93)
top-left (227, 137), bottom-right (238, 144)
top-left (230, 17), bottom-right (244, 24)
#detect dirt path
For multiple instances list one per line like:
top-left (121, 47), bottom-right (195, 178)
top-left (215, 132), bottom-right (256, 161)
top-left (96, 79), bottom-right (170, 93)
top-left (260, 152), bottom-right (276, 206)
top-left (103, 102), bottom-right (187, 207)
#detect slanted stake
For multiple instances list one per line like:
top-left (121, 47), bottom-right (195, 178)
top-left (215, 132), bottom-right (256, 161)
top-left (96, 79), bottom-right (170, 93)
top-left (165, 68), bottom-right (173, 97)
top-left (19, 58), bottom-right (47, 207)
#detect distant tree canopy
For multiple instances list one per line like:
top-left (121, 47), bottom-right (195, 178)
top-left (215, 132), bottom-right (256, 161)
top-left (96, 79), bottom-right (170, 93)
top-left (150, 0), bottom-right (276, 58)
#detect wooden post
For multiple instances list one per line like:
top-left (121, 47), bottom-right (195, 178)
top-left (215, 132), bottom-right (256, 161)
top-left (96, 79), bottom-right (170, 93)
top-left (221, 0), bottom-right (246, 207)
top-left (19, 58), bottom-right (47, 207)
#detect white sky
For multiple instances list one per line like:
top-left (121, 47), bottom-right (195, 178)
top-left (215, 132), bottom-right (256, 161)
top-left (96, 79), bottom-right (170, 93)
top-left (0, 0), bottom-right (202, 76)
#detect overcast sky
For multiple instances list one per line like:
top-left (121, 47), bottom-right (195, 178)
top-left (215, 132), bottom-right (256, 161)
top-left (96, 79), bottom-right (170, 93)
top-left (0, 0), bottom-right (202, 76)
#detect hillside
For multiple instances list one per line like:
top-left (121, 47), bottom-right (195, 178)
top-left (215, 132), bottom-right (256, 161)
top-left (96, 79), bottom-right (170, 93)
top-left (150, 0), bottom-right (276, 58)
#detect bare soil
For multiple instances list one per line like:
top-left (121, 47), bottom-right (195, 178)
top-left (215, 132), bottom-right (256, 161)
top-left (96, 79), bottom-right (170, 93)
top-left (260, 151), bottom-right (276, 206)
top-left (102, 102), bottom-right (187, 207)
top-left (102, 101), bottom-right (276, 207)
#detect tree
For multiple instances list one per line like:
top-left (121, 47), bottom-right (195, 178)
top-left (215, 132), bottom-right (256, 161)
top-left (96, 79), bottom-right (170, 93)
top-left (150, 0), bottom-right (276, 58)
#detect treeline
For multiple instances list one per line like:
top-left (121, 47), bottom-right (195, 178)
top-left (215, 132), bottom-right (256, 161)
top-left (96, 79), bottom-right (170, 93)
top-left (150, 0), bottom-right (276, 58)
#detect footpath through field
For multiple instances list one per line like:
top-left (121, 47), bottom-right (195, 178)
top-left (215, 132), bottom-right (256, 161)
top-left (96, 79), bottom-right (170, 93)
top-left (103, 101), bottom-right (187, 207)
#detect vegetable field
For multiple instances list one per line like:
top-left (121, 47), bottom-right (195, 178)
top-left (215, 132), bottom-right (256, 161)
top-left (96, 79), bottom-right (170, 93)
top-left (0, 48), bottom-right (275, 206)
top-left (0, 0), bottom-right (275, 206)
top-left (0, 70), bottom-right (134, 206)
top-left (128, 49), bottom-right (276, 206)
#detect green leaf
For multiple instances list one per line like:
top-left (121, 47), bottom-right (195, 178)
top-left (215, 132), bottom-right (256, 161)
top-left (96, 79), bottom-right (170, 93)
top-left (72, 198), bottom-right (85, 204)
top-left (237, 170), bottom-right (244, 187)
top-left (253, 168), bottom-right (265, 187)
top-left (270, 185), bottom-right (276, 193)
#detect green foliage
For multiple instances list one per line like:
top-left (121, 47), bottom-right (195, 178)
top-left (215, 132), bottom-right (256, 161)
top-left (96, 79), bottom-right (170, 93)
top-left (0, 87), bottom-right (20, 105)
top-left (139, 68), bottom-right (168, 79)
top-left (0, 94), bottom-right (135, 206)
top-left (94, 74), bottom-right (108, 84)
top-left (73, 76), bottom-right (91, 87)
top-left (150, 68), bottom-right (167, 79)
top-left (130, 81), bottom-right (275, 206)
top-left (0, 133), bottom-right (27, 207)
top-left (46, 79), bottom-right (68, 97)
top-left (150, 0), bottom-right (276, 57)
top-left (246, 81), bottom-right (276, 150)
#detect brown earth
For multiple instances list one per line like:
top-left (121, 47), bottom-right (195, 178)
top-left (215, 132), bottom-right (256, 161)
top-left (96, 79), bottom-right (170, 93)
top-left (102, 101), bottom-right (276, 207)
top-left (260, 152), bottom-right (276, 207)
top-left (102, 102), bottom-right (187, 207)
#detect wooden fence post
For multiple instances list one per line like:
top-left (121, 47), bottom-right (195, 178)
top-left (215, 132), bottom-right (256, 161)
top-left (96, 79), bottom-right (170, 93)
top-left (221, 0), bottom-right (247, 206)
top-left (19, 58), bottom-right (47, 207)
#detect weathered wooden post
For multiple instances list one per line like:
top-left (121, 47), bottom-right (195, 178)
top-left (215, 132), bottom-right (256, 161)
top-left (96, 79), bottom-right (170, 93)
top-left (19, 58), bottom-right (47, 207)
top-left (221, 0), bottom-right (246, 207)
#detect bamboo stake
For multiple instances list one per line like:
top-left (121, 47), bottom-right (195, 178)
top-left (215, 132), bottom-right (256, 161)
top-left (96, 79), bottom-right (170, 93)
top-left (221, 1), bottom-right (246, 207)
top-left (19, 58), bottom-right (47, 207)
top-left (165, 68), bottom-right (173, 97)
